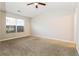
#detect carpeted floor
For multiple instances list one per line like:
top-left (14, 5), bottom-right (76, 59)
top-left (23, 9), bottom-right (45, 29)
top-left (0, 36), bottom-right (78, 56)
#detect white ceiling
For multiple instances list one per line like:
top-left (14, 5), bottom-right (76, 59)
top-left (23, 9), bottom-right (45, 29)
top-left (0, 2), bottom-right (77, 18)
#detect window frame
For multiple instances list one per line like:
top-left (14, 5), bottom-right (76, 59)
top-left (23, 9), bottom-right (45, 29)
top-left (6, 16), bottom-right (24, 33)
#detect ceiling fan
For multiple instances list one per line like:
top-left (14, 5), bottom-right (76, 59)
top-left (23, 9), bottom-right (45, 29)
top-left (27, 2), bottom-right (46, 8)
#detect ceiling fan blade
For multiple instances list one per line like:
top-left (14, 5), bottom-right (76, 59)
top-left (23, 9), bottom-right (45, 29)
top-left (27, 3), bottom-right (34, 5)
top-left (38, 2), bottom-right (46, 6)
top-left (35, 5), bottom-right (38, 8)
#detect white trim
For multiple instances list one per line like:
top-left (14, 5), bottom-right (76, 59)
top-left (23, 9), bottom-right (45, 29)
top-left (32, 35), bottom-right (75, 44)
top-left (0, 34), bottom-right (74, 44)
top-left (0, 34), bottom-right (31, 42)
top-left (74, 5), bottom-right (79, 54)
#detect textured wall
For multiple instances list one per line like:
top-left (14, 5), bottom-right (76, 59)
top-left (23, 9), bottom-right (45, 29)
top-left (0, 11), bottom-right (31, 40)
top-left (32, 11), bottom-right (74, 42)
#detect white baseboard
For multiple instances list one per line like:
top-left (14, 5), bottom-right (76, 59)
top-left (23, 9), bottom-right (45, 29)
top-left (32, 35), bottom-right (75, 44)
top-left (0, 34), bottom-right (75, 44)
top-left (0, 34), bottom-right (31, 42)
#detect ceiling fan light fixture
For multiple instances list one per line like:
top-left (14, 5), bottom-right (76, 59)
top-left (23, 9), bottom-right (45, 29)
top-left (34, 3), bottom-right (38, 6)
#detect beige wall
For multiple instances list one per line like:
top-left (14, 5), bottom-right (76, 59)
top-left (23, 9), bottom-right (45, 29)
top-left (0, 11), bottom-right (31, 41)
top-left (32, 11), bottom-right (74, 43)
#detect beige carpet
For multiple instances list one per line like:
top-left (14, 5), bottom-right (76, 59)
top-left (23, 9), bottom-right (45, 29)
top-left (0, 36), bottom-right (78, 56)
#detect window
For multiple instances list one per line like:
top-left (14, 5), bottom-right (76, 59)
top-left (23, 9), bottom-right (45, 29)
top-left (16, 19), bottom-right (24, 32)
top-left (6, 17), bottom-right (24, 33)
top-left (6, 17), bottom-right (16, 33)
